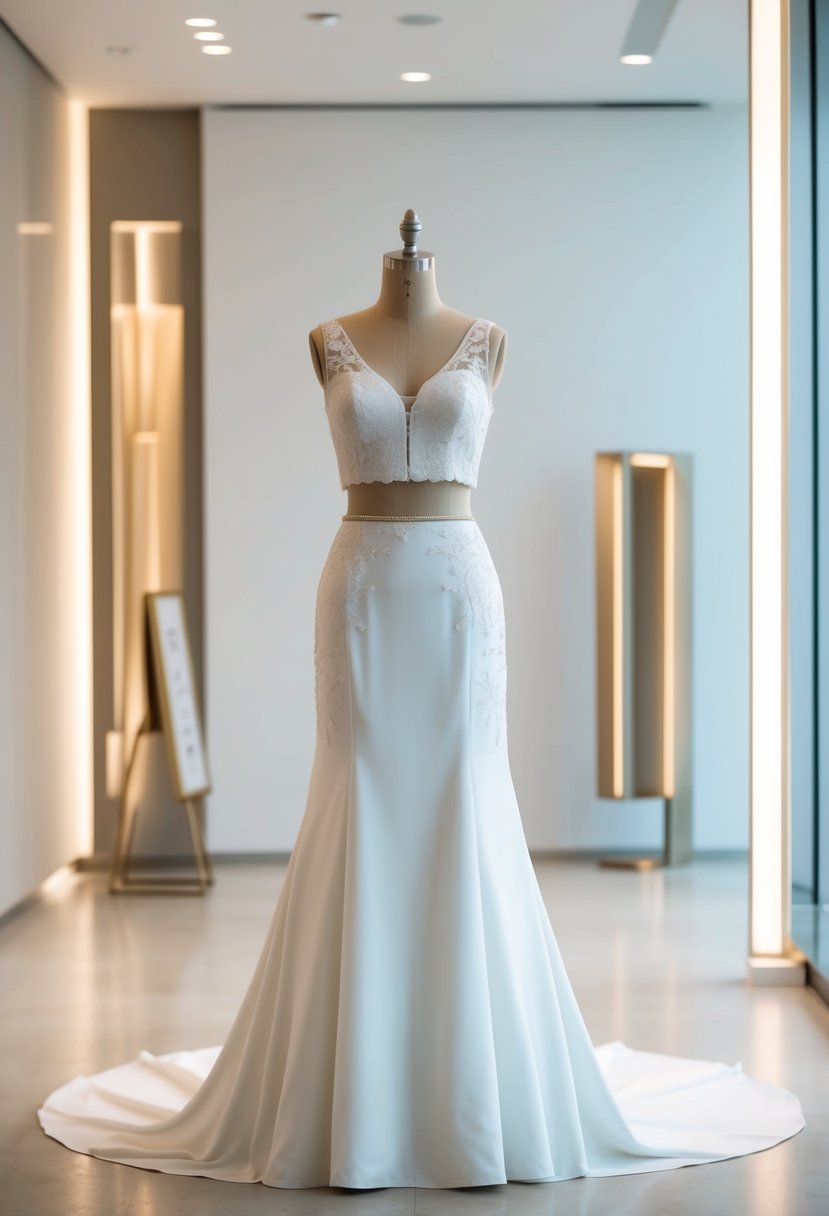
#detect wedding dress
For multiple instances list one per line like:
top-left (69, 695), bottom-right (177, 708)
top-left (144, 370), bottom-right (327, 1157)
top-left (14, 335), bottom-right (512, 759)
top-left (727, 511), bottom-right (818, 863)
top-left (37, 316), bottom-right (804, 1188)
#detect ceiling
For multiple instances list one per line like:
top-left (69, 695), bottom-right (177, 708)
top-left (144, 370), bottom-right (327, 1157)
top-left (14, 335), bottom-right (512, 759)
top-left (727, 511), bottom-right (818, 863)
top-left (0, 0), bottom-right (747, 108)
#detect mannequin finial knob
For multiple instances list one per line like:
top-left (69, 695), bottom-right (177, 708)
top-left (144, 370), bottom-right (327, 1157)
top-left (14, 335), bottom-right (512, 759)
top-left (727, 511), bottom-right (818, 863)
top-left (400, 209), bottom-right (422, 258)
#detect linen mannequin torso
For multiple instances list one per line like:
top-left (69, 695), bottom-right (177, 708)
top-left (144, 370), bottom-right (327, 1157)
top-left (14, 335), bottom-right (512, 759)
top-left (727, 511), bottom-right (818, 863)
top-left (309, 234), bottom-right (507, 519)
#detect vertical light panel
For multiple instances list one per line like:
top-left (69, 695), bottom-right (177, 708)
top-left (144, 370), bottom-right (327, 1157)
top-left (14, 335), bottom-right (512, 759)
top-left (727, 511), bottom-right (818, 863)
top-left (612, 458), bottom-right (625, 797)
top-left (663, 460), bottom-right (676, 797)
top-left (749, 0), bottom-right (794, 968)
top-left (68, 99), bottom-right (93, 857)
top-left (596, 450), bottom-right (688, 829)
top-left (630, 453), bottom-right (676, 798)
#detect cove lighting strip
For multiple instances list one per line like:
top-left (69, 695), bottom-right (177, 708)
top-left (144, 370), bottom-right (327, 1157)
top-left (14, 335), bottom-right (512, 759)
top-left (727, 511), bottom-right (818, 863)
top-left (748, 1), bottom-right (801, 980)
top-left (69, 100), bottom-right (93, 858)
top-left (630, 453), bottom-right (676, 798)
top-left (611, 459), bottom-right (624, 797)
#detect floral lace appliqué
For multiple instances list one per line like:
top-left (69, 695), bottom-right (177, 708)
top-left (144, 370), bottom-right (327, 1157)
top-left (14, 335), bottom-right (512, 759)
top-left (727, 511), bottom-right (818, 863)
top-left (318, 317), bottom-right (495, 490)
top-left (314, 523), bottom-right (412, 743)
top-left (423, 524), bottom-right (508, 746)
top-left (441, 317), bottom-right (492, 381)
top-left (423, 525), bottom-right (504, 637)
top-left (475, 645), bottom-right (508, 747)
top-left (320, 320), bottom-right (367, 379)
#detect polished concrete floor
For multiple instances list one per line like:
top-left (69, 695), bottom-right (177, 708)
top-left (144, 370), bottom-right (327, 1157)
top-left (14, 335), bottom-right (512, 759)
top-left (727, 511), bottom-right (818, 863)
top-left (1, 857), bottom-right (827, 1215)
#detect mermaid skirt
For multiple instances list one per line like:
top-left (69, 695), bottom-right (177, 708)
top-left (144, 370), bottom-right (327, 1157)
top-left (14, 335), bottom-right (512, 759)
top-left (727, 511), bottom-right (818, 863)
top-left (37, 519), bottom-right (804, 1187)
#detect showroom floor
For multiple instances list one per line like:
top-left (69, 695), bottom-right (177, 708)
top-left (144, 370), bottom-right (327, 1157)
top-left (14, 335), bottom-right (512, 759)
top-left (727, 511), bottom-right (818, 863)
top-left (1, 857), bottom-right (826, 1216)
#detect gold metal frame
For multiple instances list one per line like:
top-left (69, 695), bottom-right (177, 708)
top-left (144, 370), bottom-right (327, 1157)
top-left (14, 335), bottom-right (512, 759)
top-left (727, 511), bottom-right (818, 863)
top-left (108, 592), bottom-right (213, 895)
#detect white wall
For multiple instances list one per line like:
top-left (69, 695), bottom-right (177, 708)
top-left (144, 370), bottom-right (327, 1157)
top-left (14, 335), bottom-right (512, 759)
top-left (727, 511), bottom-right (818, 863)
top-left (203, 106), bottom-right (748, 855)
top-left (0, 28), bottom-right (91, 915)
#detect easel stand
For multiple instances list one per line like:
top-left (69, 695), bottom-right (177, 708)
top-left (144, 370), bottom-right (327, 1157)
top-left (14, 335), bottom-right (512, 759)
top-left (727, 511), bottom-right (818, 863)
top-left (108, 709), bottom-right (214, 894)
top-left (109, 591), bottom-right (215, 896)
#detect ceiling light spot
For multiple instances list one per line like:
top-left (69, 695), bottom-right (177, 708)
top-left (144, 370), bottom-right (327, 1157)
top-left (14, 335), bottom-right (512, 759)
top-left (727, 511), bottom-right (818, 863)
top-left (397, 13), bottom-right (442, 24)
top-left (194, 31), bottom-right (225, 41)
top-left (185, 17), bottom-right (217, 27)
top-left (202, 45), bottom-right (232, 55)
top-left (401, 71), bottom-right (431, 82)
top-left (618, 0), bottom-right (679, 64)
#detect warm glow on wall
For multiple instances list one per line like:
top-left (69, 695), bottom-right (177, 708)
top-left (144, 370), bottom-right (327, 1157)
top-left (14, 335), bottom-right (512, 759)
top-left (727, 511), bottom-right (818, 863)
top-left (627, 457), bottom-right (675, 797)
top-left (108, 221), bottom-right (185, 826)
top-left (68, 99), bottom-right (93, 857)
top-left (612, 458), bottom-right (625, 797)
top-left (631, 454), bottom-right (677, 798)
top-left (663, 461), bottom-right (675, 797)
top-left (595, 451), bottom-right (689, 845)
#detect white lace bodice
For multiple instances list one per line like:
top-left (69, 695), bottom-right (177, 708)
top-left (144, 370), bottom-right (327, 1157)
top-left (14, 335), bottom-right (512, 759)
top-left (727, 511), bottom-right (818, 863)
top-left (319, 317), bottom-right (495, 489)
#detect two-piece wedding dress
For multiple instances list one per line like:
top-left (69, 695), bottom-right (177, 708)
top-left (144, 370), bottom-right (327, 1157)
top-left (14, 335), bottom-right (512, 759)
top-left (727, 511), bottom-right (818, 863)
top-left (37, 316), bottom-right (805, 1188)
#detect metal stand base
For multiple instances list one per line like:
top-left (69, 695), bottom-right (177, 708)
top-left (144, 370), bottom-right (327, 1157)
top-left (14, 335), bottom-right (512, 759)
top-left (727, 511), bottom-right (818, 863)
top-left (597, 796), bottom-right (692, 870)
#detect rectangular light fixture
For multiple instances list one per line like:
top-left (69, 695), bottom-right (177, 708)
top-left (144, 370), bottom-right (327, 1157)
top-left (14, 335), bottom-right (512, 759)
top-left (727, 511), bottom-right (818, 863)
top-left (595, 453), bottom-right (688, 810)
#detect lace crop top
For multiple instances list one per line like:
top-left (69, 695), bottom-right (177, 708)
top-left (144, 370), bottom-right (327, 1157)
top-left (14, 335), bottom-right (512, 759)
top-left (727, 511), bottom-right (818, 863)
top-left (319, 316), bottom-right (495, 489)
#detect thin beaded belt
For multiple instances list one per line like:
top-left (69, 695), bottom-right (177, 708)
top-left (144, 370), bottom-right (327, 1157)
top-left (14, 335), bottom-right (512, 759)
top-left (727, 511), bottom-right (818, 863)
top-left (341, 512), bottom-right (476, 522)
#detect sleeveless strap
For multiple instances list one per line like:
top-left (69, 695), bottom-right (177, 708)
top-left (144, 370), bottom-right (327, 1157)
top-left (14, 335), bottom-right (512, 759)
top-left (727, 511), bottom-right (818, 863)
top-left (320, 320), bottom-right (364, 381)
top-left (443, 318), bottom-right (492, 384)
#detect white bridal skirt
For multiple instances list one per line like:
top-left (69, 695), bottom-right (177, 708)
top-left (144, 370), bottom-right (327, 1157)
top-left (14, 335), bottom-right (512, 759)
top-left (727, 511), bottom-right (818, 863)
top-left (38, 519), bottom-right (804, 1188)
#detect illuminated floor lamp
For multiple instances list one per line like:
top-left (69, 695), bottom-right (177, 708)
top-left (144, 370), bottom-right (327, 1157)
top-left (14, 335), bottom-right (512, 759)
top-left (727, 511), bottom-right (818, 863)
top-left (595, 452), bottom-right (692, 868)
top-left (104, 221), bottom-right (208, 892)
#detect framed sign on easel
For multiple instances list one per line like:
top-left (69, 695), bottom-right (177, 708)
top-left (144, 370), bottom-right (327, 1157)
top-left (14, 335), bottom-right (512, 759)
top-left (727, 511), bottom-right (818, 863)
top-left (109, 591), bottom-right (214, 894)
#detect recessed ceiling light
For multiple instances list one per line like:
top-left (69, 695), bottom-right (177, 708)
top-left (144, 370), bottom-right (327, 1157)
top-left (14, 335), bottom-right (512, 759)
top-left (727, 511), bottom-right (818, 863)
top-left (306, 12), bottom-right (342, 23)
top-left (202, 45), bottom-right (232, 55)
top-left (397, 13), bottom-right (442, 24)
top-left (620, 53), bottom-right (653, 65)
top-left (401, 71), bottom-right (431, 82)
top-left (185, 17), bottom-right (217, 27)
top-left (194, 31), bottom-right (225, 41)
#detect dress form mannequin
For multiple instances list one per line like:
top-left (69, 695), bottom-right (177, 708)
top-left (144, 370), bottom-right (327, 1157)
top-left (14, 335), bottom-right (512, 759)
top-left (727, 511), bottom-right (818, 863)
top-left (35, 208), bottom-right (805, 1189)
top-left (309, 211), bottom-right (507, 519)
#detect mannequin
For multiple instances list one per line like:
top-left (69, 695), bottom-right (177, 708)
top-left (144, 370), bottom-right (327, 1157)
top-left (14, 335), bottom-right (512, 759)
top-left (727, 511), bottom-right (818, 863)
top-left (309, 210), bottom-right (507, 520)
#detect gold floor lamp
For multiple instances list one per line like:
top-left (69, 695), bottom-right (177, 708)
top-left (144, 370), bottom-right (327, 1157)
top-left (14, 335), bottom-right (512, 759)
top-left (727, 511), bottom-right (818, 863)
top-left (104, 220), bottom-right (212, 894)
top-left (595, 452), bottom-right (692, 868)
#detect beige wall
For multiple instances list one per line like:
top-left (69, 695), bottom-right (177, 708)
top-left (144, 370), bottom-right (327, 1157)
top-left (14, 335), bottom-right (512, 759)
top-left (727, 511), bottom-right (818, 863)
top-left (89, 110), bottom-right (205, 862)
top-left (0, 24), bottom-right (90, 914)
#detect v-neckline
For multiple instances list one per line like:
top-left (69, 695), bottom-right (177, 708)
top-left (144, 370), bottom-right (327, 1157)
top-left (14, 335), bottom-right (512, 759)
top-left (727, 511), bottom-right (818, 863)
top-left (331, 317), bottom-right (481, 409)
